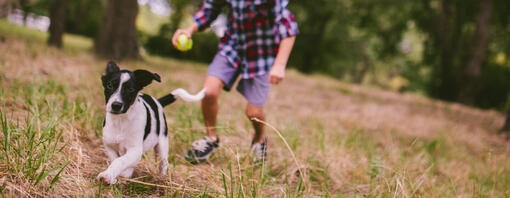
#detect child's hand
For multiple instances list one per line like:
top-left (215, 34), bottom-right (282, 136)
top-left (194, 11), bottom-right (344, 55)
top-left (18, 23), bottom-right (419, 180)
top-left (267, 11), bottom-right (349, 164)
top-left (269, 36), bottom-right (295, 85)
top-left (172, 24), bottom-right (198, 49)
top-left (269, 64), bottom-right (285, 85)
top-left (172, 29), bottom-right (192, 49)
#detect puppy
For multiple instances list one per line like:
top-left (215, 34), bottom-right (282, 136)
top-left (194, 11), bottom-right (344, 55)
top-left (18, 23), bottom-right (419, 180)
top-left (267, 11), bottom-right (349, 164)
top-left (97, 61), bottom-right (205, 184)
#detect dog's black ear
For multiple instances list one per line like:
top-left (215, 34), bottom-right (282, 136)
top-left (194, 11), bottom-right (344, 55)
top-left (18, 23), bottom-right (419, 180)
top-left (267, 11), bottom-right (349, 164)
top-left (106, 61), bottom-right (120, 74)
top-left (133, 70), bottom-right (161, 88)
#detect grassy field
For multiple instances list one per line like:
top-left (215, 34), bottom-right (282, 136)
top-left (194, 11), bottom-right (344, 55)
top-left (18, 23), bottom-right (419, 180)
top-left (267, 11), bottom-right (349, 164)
top-left (1, 20), bottom-right (510, 197)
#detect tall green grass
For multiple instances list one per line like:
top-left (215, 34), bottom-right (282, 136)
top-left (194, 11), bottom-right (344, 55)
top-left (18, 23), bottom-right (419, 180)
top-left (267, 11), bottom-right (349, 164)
top-left (0, 79), bottom-right (71, 190)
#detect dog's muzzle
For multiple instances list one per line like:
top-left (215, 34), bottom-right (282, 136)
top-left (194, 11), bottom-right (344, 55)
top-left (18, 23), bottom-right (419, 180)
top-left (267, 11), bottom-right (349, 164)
top-left (110, 102), bottom-right (124, 114)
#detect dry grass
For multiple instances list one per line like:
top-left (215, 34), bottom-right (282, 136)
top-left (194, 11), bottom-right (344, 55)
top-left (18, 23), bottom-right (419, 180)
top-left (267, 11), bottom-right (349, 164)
top-left (1, 21), bottom-right (510, 197)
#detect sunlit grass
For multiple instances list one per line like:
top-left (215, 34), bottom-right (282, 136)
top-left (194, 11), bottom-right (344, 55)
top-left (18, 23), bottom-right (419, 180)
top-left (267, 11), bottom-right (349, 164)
top-left (0, 19), bottom-right (92, 53)
top-left (0, 20), bottom-right (47, 43)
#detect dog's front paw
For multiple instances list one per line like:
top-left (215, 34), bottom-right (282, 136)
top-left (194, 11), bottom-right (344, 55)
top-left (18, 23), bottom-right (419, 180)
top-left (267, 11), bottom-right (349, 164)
top-left (97, 171), bottom-right (118, 185)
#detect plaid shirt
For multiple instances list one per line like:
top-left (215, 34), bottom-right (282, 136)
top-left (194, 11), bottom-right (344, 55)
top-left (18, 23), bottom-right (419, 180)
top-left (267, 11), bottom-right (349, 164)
top-left (193, 0), bottom-right (299, 79)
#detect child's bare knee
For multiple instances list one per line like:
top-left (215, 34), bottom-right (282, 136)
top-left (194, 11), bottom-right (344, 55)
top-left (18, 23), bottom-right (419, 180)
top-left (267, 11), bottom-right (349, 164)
top-left (204, 89), bottom-right (220, 100)
top-left (245, 106), bottom-right (264, 119)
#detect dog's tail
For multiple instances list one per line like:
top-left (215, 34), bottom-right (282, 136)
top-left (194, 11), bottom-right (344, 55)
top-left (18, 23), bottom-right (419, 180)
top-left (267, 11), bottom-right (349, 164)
top-left (158, 88), bottom-right (206, 107)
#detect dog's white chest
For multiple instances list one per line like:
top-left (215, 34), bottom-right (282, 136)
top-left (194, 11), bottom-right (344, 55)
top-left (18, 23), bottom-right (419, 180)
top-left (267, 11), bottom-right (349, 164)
top-left (102, 125), bottom-right (132, 155)
top-left (102, 129), bottom-right (128, 145)
top-left (102, 103), bottom-right (146, 150)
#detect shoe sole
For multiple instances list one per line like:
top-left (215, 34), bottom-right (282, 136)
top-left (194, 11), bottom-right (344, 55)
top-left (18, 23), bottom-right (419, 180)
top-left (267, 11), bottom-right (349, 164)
top-left (185, 148), bottom-right (217, 164)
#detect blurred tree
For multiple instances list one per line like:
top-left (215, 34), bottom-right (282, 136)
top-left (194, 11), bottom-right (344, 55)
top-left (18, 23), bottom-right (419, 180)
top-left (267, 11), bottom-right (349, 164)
top-left (289, 0), bottom-right (410, 83)
top-left (148, 0), bottom-right (190, 44)
top-left (412, 0), bottom-right (486, 103)
top-left (65, 0), bottom-right (103, 38)
top-left (457, 0), bottom-right (492, 105)
top-left (9, 0), bottom-right (102, 47)
top-left (288, 0), bottom-right (339, 74)
top-left (0, 0), bottom-right (18, 17)
top-left (502, 110), bottom-right (510, 134)
top-left (348, 0), bottom-right (411, 83)
top-left (501, 97), bottom-right (510, 134)
top-left (18, 0), bottom-right (33, 19)
top-left (286, 0), bottom-right (510, 110)
top-left (168, 0), bottom-right (189, 31)
top-left (47, 0), bottom-right (68, 48)
top-left (15, 0), bottom-right (49, 21)
top-left (95, 0), bottom-right (140, 60)
top-left (410, 0), bottom-right (510, 108)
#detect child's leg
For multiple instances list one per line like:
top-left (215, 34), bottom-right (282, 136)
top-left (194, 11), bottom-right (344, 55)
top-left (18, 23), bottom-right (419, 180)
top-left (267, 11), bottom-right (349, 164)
top-left (184, 76), bottom-right (223, 164)
top-left (246, 104), bottom-right (266, 143)
top-left (202, 76), bottom-right (224, 138)
top-left (237, 72), bottom-right (270, 143)
top-left (246, 104), bottom-right (268, 164)
top-left (185, 53), bottom-right (234, 163)
top-left (203, 53), bottom-right (238, 138)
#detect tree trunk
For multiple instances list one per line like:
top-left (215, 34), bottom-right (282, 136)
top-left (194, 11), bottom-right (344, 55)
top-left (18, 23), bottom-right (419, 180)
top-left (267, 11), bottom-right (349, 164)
top-left (47, 0), bottom-right (68, 48)
top-left (432, 0), bottom-right (458, 101)
top-left (0, 0), bottom-right (17, 18)
top-left (95, 0), bottom-right (140, 60)
top-left (458, 0), bottom-right (493, 105)
top-left (352, 54), bottom-right (370, 84)
top-left (501, 110), bottom-right (510, 133)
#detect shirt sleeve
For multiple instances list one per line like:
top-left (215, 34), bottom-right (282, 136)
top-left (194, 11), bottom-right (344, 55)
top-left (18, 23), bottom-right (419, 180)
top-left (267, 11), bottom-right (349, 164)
top-left (193, 0), bottom-right (226, 31)
top-left (273, 0), bottom-right (299, 40)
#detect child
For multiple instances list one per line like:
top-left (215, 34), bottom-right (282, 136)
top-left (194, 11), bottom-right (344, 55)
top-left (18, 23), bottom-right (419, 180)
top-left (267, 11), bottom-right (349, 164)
top-left (172, 0), bottom-right (299, 164)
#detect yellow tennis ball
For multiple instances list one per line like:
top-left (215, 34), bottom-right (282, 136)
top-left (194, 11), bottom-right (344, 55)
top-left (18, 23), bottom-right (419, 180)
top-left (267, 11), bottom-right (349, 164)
top-left (176, 34), bottom-right (193, 52)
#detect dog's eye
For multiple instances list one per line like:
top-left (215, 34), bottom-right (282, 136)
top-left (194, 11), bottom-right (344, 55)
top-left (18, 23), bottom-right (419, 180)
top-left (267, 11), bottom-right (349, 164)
top-left (127, 87), bottom-right (136, 93)
top-left (106, 82), bottom-right (113, 89)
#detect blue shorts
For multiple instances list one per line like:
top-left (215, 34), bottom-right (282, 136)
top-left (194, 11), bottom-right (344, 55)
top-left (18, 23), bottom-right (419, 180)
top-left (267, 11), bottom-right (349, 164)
top-left (207, 53), bottom-right (270, 106)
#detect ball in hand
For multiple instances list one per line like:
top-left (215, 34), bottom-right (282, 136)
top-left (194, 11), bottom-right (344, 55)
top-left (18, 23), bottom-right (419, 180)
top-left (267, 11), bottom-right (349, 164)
top-left (176, 34), bottom-right (193, 52)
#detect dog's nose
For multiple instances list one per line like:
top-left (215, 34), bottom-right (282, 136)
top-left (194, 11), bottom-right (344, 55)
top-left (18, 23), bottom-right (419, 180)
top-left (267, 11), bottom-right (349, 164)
top-left (111, 102), bottom-right (123, 112)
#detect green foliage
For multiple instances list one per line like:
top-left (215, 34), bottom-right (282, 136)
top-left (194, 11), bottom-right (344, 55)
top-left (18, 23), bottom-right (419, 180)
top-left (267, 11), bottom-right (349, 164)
top-left (65, 0), bottom-right (104, 38)
top-left (138, 6), bottom-right (172, 37)
top-left (19, 0), bottom-right (51, 16)
top-left (290, 0), bottom-right (510, 109)
top-left (288, 0), bottom-right (411, 80)
top-left (476, 62), bottom-right (510, 109)
top-left (408, 0), bottom-right (510, 108)
top-left (168, 0), bottom-right (190, 31)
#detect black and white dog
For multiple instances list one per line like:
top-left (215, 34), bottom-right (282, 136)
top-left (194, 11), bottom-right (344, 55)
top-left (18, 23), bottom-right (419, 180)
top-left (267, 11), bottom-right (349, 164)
top-left (97, 61), bottom-right (205, 184)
